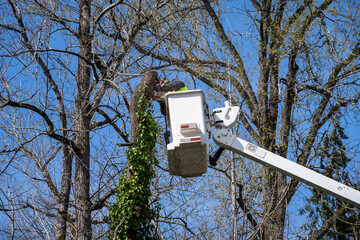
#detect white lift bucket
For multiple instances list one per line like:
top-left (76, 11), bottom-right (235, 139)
top-left (165, 90), bottom-right (210, 177)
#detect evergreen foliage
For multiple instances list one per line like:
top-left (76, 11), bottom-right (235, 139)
top-left (300, 115), bottom-right (360, 238)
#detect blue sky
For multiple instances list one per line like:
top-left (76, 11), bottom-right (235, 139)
top-left (1, 0), bottom-right (360, 238)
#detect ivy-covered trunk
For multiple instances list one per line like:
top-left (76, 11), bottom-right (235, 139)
top-left (108, 71), bottom-right (159, 240)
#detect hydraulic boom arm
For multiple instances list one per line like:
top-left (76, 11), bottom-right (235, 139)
top-left (213, 129), bottom-right (360, 208)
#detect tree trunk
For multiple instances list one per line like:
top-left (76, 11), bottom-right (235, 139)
top-left (129, 70), bottom-right (159, 146)
top-left (75, 0), bottom-right (92, 239)
top-left (230, 152), bottom-right (238, 240)
top-left (56, 151), bottom-right (74, 240)
top-left (262, 169), bottom-right (287, 239)
top-left (127, 70), bottom-right (158, 239)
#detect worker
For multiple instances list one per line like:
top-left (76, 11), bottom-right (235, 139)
top-left (155, 77), bottom-right (188, 115)
top-left (155, 77), bottom-right (188, 144)
top-left (155, 77), bottom-right (188, 92)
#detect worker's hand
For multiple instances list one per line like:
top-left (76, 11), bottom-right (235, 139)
top-left (160, 78), bottom-right (168, 87)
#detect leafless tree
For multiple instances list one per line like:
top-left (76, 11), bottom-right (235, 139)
top-left (0, 0), bottom-right (183, 239)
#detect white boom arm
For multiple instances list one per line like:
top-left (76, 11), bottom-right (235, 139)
top-left (212, 102), bottom-right (360, 208)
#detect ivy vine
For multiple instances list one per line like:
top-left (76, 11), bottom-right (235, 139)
top-left (108, 97), bottom-right (159, 240)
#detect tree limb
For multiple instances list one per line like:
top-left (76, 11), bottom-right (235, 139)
top-left (0, 99), bottom-right (79, 152)
top-left (201, 0), bottom-right (258, 116)
top-left (91, 188), bottom-right (116, 211)
top-left (91, 107), bottom-right (130, 143)
top-left (308, 204), bottom-right (349, 240)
